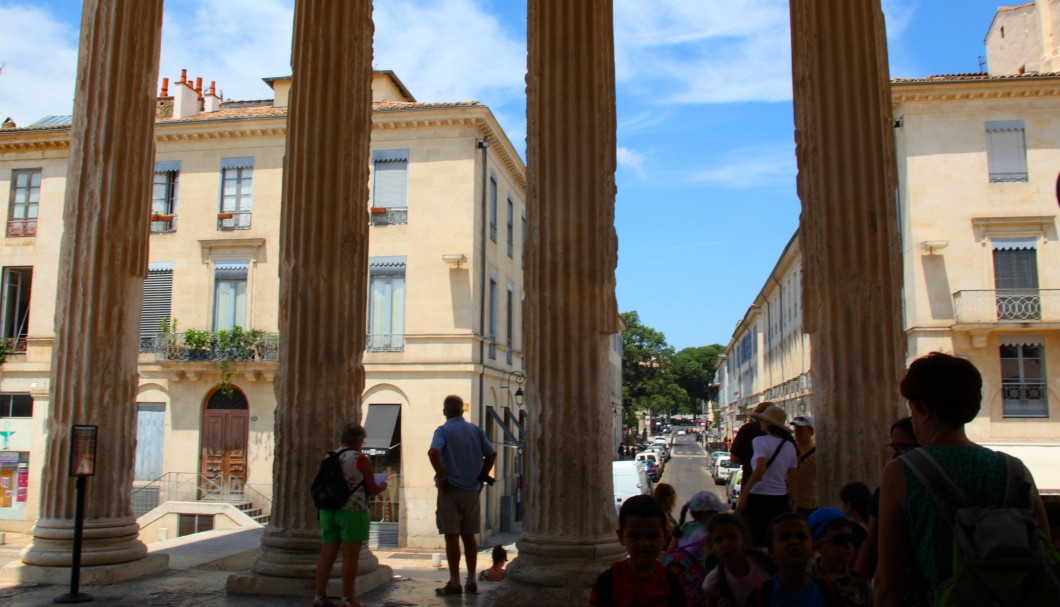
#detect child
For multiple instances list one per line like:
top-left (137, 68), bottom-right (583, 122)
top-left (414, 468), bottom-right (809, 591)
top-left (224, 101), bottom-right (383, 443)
top-left (670, 491), bottom-right (730, 567)
top-left (479, 545), bottom-right (507, 582)
top-left (701, 513), bottom-right (776, 607)
top-left (809, 508), bottom-right (872, 606)
top-left (745, 513), bottom-right (842, 606)
top-left (590, 494), bottom-right (686, 607)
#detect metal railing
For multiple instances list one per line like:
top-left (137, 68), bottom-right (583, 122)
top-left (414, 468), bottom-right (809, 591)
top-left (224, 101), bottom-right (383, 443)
top-left (6, 218), bottom-right (37, 237)
top-left (150, 216), bottom-right (177, 233)
top-left (370, 207), bottom-right (408, 226)
top-left (952, 289), bottom-right (1059, 323)
top-left (217, 210), bottom-right (252, 230)
top-left (139, 331), bottom-right (280, 361)
top-left (366, 333), bottom-right (405, 352)
top-left (131, 472), bottom-right (272, 518)
top-left (1002, 381), bottom-right (1048, 418)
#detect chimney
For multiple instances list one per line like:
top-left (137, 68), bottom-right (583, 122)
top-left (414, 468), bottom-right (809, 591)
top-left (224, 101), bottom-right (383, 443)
top-left (203, 80), bottom-right (222, 113)
top-left (172, 70), bottom-right (200, 119)
top-left (160, 77), bottom-right (169, 97)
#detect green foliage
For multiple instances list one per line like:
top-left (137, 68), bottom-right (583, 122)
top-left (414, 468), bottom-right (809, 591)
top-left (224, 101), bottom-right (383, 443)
top-left (620, 311), bottom-right (726, 418)
top-left (0, 338), bottom-right (12, 365)
top-left (182, 328), bottom-right (213, 351)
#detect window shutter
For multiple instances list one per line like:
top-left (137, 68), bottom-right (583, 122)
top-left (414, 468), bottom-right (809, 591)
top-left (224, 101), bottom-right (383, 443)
top-left (140, 265), bottom-right (173, 336)
top-left (373, 150), bottom-right (408, 209)
top-left (993, 248), bottom-right (1038, 289)
top-left (985, 121), bottom-right (1028, 181)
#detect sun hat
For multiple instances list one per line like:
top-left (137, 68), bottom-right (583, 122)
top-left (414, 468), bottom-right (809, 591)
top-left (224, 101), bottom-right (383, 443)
top-left (790, 415), bottom-right (814, 428)
top-left (688, 491), bottom-right (729, 513)
top-left (751, 404), bottom-right (791, 434)
top-left (807, 507), bottom-right (868, 545)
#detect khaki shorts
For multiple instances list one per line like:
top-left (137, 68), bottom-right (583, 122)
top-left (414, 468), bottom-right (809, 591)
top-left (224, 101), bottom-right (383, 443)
top-left (436, 488), bottom-right (481, 535)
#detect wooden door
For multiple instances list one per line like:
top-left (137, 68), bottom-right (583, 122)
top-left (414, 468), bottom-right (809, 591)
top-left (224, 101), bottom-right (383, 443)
top-left (200, 390), bottom-right (249, 500)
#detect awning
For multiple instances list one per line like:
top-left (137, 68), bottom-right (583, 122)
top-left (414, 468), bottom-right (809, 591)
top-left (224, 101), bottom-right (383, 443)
top-left (992, 237), bottom-right (1037, 251)
top-left (363, 404), bottom-right (401, 450)
top-left (154, 160), bottom-right (181, 173)
top-left (220, 156), bottom-right (255, 170)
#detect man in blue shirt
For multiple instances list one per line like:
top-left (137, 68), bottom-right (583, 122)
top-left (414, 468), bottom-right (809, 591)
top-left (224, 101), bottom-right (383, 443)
top-left (427, 394), bottom-right (497, 595)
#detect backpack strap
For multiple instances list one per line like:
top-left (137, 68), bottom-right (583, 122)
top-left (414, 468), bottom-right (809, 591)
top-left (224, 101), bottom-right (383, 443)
top-left (800, 446), bottom-right (816, 463)
top-left (714, 562), bottom-right (731, 603)
top-left (998, 451), bottom-right (1034, 511)
top-left (900, 448), bottom-right (971, 526)
top-left (595, 567), bottom-right (615, 607)
top-left (664, 568), bottom-right (684, 607)
top-left (765, 441), bottom-right (786, 468)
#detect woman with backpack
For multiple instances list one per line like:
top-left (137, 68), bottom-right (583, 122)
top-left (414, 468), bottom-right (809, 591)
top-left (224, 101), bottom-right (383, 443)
top-left (875, 353), bottom-right (1054, 607)
top-left (735, 404), bottom-right (799, 548)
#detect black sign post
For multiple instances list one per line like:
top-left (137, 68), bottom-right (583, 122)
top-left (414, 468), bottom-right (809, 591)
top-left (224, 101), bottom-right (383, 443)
top-left (55, 424), bottom-right (97, 604)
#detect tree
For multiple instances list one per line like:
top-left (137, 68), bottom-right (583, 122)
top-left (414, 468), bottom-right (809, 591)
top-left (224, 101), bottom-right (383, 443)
top-left (620, 311), bottom-right (687, 422)
top-left (671, 344), bottom-right (725, 409)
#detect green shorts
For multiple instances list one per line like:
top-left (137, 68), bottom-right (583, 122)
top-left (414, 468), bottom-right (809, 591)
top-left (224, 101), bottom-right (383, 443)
top-left (319, 509), bottom-right (370, 544)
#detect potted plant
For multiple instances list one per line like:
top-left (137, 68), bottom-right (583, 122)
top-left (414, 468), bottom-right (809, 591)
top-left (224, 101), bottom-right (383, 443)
top-left (217, 211), bottom-right (234, 220)
top-left (151, 213), bottom-right (174, 222)
top-left (183, 328), bottom-right (214, 361)
top-left (370, 207), bottom-right (387, 214)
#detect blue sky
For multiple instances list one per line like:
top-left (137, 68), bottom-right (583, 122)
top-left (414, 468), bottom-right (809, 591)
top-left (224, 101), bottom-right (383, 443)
top-left (0, 0), bottom-right (1011, 349)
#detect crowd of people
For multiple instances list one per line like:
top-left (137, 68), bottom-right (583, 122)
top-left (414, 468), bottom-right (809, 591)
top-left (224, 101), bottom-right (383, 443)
top-left (592, 352), bottom-right (1060, 606)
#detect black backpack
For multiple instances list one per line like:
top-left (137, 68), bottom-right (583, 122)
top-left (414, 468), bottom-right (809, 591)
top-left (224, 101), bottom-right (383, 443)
top-left (310, 448), bottom-right (352, 510)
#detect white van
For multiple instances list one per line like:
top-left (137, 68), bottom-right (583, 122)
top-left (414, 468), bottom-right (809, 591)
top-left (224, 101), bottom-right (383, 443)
top-left (612, 460), bottom-right (652, 514)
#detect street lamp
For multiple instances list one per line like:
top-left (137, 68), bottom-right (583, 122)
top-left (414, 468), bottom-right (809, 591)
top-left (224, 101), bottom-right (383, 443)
top-left (504, 370), bottom-right (526, 407)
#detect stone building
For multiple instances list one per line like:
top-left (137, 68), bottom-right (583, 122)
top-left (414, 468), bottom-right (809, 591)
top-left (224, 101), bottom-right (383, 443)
top-left (717, 2), bottom-right (1060, 495)
top-left (0, 69), bottom-right (532, 547)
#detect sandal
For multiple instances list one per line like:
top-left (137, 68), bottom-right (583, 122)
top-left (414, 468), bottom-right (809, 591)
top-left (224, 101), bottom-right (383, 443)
top-left (465, 580), bottom-right (478, 594)
top-left (435, 582), bottom-right (463, 595)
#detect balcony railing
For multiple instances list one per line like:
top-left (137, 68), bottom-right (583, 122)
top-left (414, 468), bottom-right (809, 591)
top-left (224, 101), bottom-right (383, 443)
top-left (139, 331), bottom-right (279, 361)
top-left (1, 336), bottom-right (27, 353)
top-left (217, 210), bottom-right (252, 230)
top-left (1002, 381), bottom-right (1048, 418)
top-left (370, 207), bottom-right (408, 226)
top-left (6, 218), bottom-right (37, 237)
top-left (150, 216), bottom-right (177, 233)
top-left (952, 289), bottom-right (1060, 323)
top-left (367, 333), bottom-right (404, 352)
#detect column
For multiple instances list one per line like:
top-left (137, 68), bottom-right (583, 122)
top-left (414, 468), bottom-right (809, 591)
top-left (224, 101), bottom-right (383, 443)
top-left (228, 0), bottom-right (389, 597)
top-left (500, 0), bottom-right (625, 603)
top-left (20, 0), bottom-right (165, 577)
top-left (789, 0), bottom-right (906, 499)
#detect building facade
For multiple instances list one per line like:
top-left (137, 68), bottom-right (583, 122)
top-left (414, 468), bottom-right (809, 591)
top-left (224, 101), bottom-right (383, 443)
top-left (0, 70), bottom-right (531, 546)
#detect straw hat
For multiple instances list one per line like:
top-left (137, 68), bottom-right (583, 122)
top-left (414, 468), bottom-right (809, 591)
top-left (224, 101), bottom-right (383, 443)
top-left (751, 404), bottom-right (791, 434)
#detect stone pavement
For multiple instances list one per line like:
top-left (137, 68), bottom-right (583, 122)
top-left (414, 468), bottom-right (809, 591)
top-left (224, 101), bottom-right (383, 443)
top-left (0, 525), bottom-right (523, 607)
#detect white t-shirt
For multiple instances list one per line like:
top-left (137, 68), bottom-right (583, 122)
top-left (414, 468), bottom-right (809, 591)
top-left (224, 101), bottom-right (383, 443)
top-left (701, 556), bottom-right (773, 606)
top-left (748, 434), bottom-right (798, 496)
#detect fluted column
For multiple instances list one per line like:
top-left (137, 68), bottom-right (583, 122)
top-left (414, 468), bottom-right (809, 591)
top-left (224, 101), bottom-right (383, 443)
top-left (240, 0), bottom-right (377, 585)
top-left (789, 0), bottom-right (905, 499)
top-left (501, 0), bottom-right (625, 602)
top-left (21, 0), bottom-right (163, 571)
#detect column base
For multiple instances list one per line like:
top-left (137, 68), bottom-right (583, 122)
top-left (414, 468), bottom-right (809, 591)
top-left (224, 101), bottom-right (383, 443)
top-left (21, 518), bottom-right (149, 567)
top-left (227, 564), bottom-right (392, 598)
top-left (1, 552), bottom-right (169, 585)
top-left (497, 533), bottom-right (625, 604)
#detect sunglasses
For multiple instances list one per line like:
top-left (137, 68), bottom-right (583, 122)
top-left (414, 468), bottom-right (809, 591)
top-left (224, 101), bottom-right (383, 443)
top-left (821, 533), bottom-right (854, 546)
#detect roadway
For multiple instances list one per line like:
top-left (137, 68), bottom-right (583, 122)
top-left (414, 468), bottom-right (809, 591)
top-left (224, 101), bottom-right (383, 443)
top-left (656, 434), bottom-right (728, 508)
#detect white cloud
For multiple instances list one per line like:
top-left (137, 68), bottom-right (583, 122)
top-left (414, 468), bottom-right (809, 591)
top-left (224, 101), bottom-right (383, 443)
top-left (0, 4), bottom-right (79, 126)
top-left (690, 145), bottom-right (796, 189)
top-left (617, 146), bottom-right (648, 178)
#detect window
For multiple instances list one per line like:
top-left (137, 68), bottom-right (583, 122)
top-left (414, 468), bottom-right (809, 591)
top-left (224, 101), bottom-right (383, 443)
top-left (0, 394), bottom-right (32, 418)
top-left (151, 161), bottom-right (180, 233)
top-left (371, 150), bottom-right (408, 225)
top-left (488, 275), bottom-right (497, 359)
top-left (212, 262), bottom-right (248, 331)
top-left (489, 175), bottom-right (498, 242)
top-left (178, 513), bottom-right (215, 536)
top-left (219, 158), bottom-right (254, 229)
top-left (986, 121), bottom-right (1028, 182)
top-left (1000, 337), bottom-right (1047, 418)
top-left (368, 256), bottom-right (406, 352)
top-left (1, 267), bottom-right (31, 352)
top-left (507, 197), bottom-right (514, 258)
top-left (140, 263), bottom-right (173, 348)
top-left (506, 285), bottom-right (514, 365)
top-left (7, 169), bottom-right (40, 237)
top-left (993, 239), bottom-right (1039, 321)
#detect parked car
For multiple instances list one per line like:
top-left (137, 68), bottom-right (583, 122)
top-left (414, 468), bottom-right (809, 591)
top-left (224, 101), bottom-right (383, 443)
top-left (712, 455), bottom-right (740, 485)
top-left (649, 443), bottom-right (670, 463)
top-left (727, 468), bottom-right (744, 506)
top-left (635, 451), bottom-right (663, 478)
top-left (706, 450), bottom-right (729, 469)
top-left (613, 460), bottom-right (652, 515)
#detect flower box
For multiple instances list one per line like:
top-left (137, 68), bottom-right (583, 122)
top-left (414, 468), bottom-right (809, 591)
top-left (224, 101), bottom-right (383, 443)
top-left (151, 214), bottom-right (174, 222)
top-left (217, 212), bottom-right (234, 220)
top-left (370, 207), bottom-right (388, 214)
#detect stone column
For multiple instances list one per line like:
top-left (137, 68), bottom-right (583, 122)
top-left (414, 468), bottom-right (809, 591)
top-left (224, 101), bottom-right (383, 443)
top-left (500, 0), bottom-right (625, 603)
top-left (228, 0), bottom-right (389, 597)
top-left (789, 0), bottom-right (906, 499)
top-left (18, 0), bottom-right (167, 582)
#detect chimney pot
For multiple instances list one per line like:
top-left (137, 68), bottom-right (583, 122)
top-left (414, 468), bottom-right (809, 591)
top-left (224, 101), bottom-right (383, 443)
top-left (180, 69), bottom-right (187, 84)
top-left (161, 77), bottom-right (169, 97)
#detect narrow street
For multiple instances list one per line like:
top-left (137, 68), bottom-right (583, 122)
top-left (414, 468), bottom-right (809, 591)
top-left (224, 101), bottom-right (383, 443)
top-left (657, 434), bottom-right (727, 508)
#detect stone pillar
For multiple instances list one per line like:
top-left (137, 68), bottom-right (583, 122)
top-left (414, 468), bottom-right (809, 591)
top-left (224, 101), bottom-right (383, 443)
top-left (789, 0), bottom-right (906, 499)
top-left (500, 0), bottom-right (625, 603)
top-left (18, 0), bottom-right (167, 581)
top-left (227, 0), bottom-right (389, 597)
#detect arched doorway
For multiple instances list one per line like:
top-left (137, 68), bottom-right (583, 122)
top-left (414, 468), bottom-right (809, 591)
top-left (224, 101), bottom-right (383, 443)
top-left (200, 388), bottom-right (249, 500)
